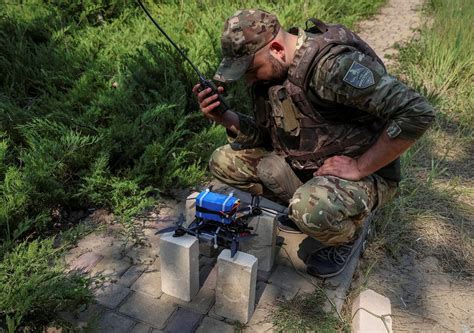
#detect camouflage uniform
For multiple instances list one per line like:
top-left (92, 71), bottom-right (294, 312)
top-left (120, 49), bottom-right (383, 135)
top-left (209, 145), bottom-right (397, 245)
top-left (210, 10), bottom-right (435, 246)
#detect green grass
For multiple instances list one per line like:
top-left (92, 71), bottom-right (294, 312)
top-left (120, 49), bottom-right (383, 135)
top-left (272, 290), bottom-right (344, 332)
top-left (373, 0), bottom-right (473, 274)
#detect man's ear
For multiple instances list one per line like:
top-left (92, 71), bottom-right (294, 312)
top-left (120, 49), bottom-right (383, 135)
top-left (269, 41), bottom-right (286, 62)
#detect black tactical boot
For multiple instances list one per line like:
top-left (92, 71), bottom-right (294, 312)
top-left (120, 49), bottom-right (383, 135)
top-left (277, 214), bottom-right (303, 234)
top-left (305, 227), bottom-right (369, 278)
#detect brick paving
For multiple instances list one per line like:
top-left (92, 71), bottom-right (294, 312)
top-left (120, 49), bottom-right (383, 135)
top-left (64, 182), bottom-right (364, 332)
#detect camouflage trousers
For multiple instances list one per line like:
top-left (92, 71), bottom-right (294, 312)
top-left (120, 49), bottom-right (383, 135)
top-left (209, 144), bottom-right (398, 246)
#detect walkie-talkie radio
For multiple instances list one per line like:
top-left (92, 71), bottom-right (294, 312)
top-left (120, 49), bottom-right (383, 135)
top-left (137, 0), bottom-right (230, 115)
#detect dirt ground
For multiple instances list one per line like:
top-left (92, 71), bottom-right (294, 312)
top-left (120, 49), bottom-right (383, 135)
top-left (356, 0), bottom-right (424, 67)
top-left (350, 0), bottom-right (474, 331)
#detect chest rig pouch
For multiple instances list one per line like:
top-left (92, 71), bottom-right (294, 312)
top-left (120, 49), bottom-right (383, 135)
top-left (268, 86), bottom-right (300, 136)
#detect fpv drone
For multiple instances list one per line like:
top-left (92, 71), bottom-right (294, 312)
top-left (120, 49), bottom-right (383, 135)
top-left (156, 189), bottom-right (269, 257)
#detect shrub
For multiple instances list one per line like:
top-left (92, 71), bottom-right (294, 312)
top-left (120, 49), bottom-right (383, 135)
top-left (0, 0), bottom-right (386, 246)
top-left (0, 238), bottom-right (93, 332)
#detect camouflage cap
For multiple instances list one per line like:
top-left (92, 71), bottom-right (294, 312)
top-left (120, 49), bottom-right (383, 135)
top-left (214, 9), bottom-right (280, 83)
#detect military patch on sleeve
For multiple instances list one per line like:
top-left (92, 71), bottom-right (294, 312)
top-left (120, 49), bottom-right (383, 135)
top-left (342, 61), bottom-right (375, 89)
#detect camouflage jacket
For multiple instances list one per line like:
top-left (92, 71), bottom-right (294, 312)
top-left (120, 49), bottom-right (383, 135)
top-left (227, 27), bottom-right (435, 181)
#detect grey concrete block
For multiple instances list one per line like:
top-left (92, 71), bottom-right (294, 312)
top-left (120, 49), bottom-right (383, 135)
top-left (240, 210), bottom-right (277, 272)
top-left (164, 308), bottom-right (203, 333)
top-left (215, 250), bottom-right (258, 324)
top-left (352, 289), bottom-right (392, 333)
top-left (161, 266), bottom-right (217, 315)
top-left (131, 269), bottom-right (162, 298)
top-left (196, 317), bottom-right (235, 333)
top-left (95, 283), bottom-right (131, 309)
top-left (160, 233), bottom-right (199, 302)
top-left (119, 291), bottom-right (177, 329)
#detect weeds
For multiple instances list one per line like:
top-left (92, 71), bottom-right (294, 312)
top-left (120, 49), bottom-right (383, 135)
top-left (272, 290), bottom-right (344, 332)
top-left (375, 0), bottom-right (473, 275)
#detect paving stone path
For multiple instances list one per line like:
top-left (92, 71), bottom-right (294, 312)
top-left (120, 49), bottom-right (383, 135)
top-left (63, 179), bottom-right (369, 332)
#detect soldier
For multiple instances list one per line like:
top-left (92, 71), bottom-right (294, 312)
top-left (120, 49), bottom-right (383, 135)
top-left (192, 9), bottom-right (434, 278)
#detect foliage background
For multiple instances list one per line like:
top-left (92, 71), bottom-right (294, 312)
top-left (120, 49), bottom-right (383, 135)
top-left (0, 0), bottom-right (385, 248)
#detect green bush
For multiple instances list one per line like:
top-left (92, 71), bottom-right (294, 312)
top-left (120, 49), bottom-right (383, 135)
top-left (0, 238), bottom-right (93, 332)
top-left (0, 0), bottom-right (385, 247)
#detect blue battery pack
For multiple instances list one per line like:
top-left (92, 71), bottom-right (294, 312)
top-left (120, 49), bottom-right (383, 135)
top-left (195, 190), bottom-right (240, 224)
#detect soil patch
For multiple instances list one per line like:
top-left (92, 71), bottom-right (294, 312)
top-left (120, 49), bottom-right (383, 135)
top-left (356, 0), bottom-right (424, 67)
top-left (352, 0), bottom-right (474, 330)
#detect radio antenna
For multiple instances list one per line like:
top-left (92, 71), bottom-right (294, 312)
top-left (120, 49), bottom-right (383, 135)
top-left (136, 0), bottom-right (230, 114)
top-left (136, 0), bottom-right (205, 81)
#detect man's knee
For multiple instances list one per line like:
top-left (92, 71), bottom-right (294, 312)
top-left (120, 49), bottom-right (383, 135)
top-left (288, 178), bottom-right (356, 245)
top-left (208, 145), bottom-right (229, 178)
top-left (256, 154), bottom-right (302, 202)
top-left (208, 145), bottom-right (268, 195)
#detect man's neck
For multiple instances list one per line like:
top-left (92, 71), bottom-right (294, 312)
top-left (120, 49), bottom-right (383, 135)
top-left (285, 33), bottom-right (299, 66)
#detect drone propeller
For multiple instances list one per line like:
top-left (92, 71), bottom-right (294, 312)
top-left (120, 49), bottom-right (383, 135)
top-left (177, 213), bottom-right (185, 226)
top-left (155, 214), bottom-right (185, 235)
top-left (155, 226), bottom-right (179, 235)
top-left (230, 238), bottom-right (239, 258)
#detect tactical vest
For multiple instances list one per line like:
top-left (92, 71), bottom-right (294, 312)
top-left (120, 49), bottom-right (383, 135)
top-left (254, 19), bottom-right (387, 172)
